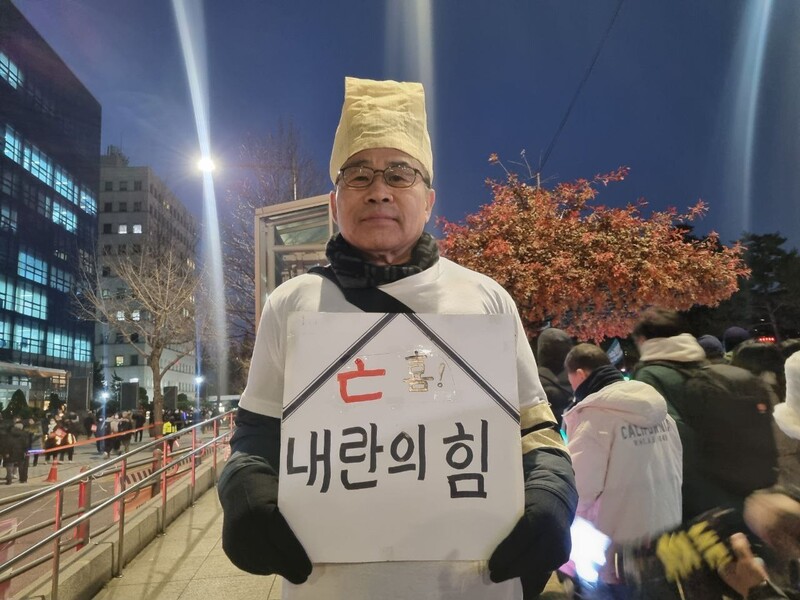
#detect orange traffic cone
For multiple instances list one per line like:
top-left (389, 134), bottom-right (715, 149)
top-left (45, 458), bottom-right (59, 483)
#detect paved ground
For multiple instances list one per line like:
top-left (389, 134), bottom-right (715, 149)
top-left (91, 487), bottom-right (569, 600)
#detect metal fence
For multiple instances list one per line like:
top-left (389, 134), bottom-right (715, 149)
top-left (0, 410), bottom-right (234, 600)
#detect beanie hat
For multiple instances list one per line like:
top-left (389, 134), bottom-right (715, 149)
top-left (774, 350), bottom-right (800, 440)
top-left (722, 326), bottom-right (750, 353)
top-left (330, 77), bottom-right (433, 184)
top-left (697, 334), bottom-right (724, 359)
top-left (536, 328), bottom-right (574, 374)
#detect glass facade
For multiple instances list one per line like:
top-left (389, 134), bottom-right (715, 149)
top-left (255, 195), bottom-right (336, 318)
top-left (0, 1), bottom-right (101, 408)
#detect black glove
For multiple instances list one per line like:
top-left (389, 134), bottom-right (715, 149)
top-left (488, 485), bottom-right (573, 588)
top-left (219, 460), bottom-right (312, 584)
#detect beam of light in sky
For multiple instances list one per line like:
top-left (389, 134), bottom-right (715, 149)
top-left (172, 0), bottom-right (228, 395)
top-left (385, 0), bottom-right (437, 217)
top-left (725, 1), bottom-right (773, 238)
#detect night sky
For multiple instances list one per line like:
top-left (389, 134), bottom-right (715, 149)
top-left (13, 0), bottom-right (800, 251)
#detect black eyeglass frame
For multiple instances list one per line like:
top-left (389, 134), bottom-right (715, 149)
top-left (336, 164), bottom-right (431, 189)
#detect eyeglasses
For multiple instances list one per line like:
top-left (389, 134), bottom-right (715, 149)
top-left (337, 164), bottom-right (430, 189)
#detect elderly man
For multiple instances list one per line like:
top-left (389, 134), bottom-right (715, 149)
top-left (218, 77), bottom-right (577, 600)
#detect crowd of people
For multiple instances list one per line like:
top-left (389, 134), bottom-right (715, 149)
top-left (537, 310), bottom-right (800, 599)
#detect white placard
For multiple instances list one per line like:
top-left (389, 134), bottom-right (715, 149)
top-left (278, 313), bottom-right (524, 563)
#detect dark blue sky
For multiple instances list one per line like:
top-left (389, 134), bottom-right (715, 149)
top-left (14, 0), bottom-right (800, 250)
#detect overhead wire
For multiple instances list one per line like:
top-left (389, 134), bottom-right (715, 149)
top-left (538, 0), bottom-right (627, 179)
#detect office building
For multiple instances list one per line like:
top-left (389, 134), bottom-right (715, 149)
top-left (0, 0), bottom-right (100, 410)
top-left (97, 146), bottom-right (198, 406)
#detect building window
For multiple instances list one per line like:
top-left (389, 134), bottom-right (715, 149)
top-left (115, 288), bottom-right (126, 299)
top-left (132, 224), bottom-right (143, 234)
top-left (130, 355), bottom-right (139, 366)
top-left (118, 224), bottom-right (128, 234)
top-left (101, 266), bottom-right (111, 277)
top-left (17, 249), bottom-right (48, 285)
top-left (74, 336), bottom-right (92, 362)
top-left (0, 204), bottom-right (17, 232)
top-left (79, 188), bottom-right (97, 215)
top-left (119, 181), bottom-right (128, 192)
top-left (49, 266), bottom-right (73, 293)
top-left (101, 289), bottom-right (110, 298)
top-left (14, 282), bottom-right (48, 319)
top-left (51, 200), bottom-right (77, 232)
top-left (47, 328), bottom-right (73, 359)
top-left (132, 310), bottom-right (140, 321)
top-left (118, 244), bottom-right (126, 255)
top-left (104, 202), bottom-right (112, 212)
top-left (0, 275), bottom-right (14, 311)
top-left (102, 223), bottom-right (112, 234)
top-left (0, 52), bottom-right (24, 89)
top-left (116, 311), bottom-right (125, 321)
top-left (102, 245), bottom-right (113, 255)
top-left (133, 180), bottom-right (142, 191)
top-left (53, 166), bottom-right (77, 205)
top-left (118, 202), bottom-right (127, 212)
top-left (23, 144), bottom-right (54, 186)
top-left (3, 125), bottom-right (23, 164)
top-left (115, 355), bottom-right (124, 367)
top-left (104, 181), bottom-right (113, 191)
top-left (133, 201), bottom-right (142, 212)
top-left (132, 244), bottom-right (141, 254)
top-left (13, 323), bottom-right (45, 354)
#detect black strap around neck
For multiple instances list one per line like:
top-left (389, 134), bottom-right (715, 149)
top-left (309, 266), bottom-right (415, 314)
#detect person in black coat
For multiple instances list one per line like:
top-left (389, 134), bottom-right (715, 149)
top-left (535, 327), bottom-right (574, 428)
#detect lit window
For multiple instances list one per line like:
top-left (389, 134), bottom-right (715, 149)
top-left (118, 224), bottom-right (128, 234)
top-left (14, 282), bottom-right (47, 319)
top-left (132, 310), bottom-right (140, 321)
top-left (23, 144), bottom-right (53, 186)
top-left (74, 336), bottom-right (92, 362)
top-left (116, 310), bottom-right (125, 321)
top-left (17, 249), bottom-right (48, 285)
top-left (51, 200), bottom-right (77, 232)
top-left (132, 224), bottom-right (142, 234)
top-left (115, 355), bottom-right (124, 367)
top-left (101, 289), bottom-right (110, 298)
top-left (0, 275), bottom-right (14, 311)
top-left (46, 328), bottom-right (73, 359)
top-left (13, 324), bottom-right (45, 354)
top-left (3, 125), bottom-right (22, 164)
top-left (80, 188), bottom-right (96, 215)
top-left (0, 52), bottom-right (24, 89)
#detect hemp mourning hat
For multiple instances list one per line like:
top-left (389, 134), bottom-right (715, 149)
top-left (330, 76), bottom-right (433, 184)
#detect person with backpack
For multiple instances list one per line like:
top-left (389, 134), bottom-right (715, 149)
top-left (632, 308), bottom-right (778, 523)
top-left (117, 412), bottom-right (133, 454)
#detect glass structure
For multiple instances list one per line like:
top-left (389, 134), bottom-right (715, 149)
top-left (255, 195), bottom-right (336, 321)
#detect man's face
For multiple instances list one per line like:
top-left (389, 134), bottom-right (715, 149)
top-left (330, 148), bottom-right (435, 266)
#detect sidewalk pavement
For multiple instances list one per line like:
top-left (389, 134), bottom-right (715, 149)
top-left (91, 486), bottom-right (569, 600)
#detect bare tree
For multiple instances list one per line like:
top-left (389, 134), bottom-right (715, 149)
top-left (75, 240), bottom-right (202, 430)
top-left (221, 122), bottom-right (327, 380)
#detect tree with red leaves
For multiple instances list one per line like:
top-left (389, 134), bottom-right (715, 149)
top-left (438, 163), bottom-right (749, 342)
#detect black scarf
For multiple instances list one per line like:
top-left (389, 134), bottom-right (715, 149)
top-left (573, 365), bottom-right (624, 403)
top-left (325, 232), bottom-right (440, 289)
